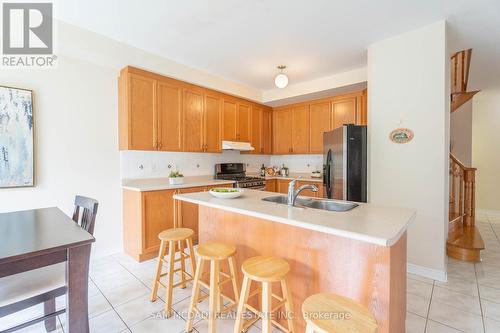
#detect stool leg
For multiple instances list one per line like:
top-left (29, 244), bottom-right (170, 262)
top-left (164, 240), bottom-right (175, 317)
top-left (186, 237), bottom-right (196, 278)
top-left (208, 260), bottom-right (220, 333)
top-left (178, 240), bottom-right (187, 289)
top-left (281, 279), bottom-right (295, 333)
top-left (150, 240), bottom-right (167, 301)
top-left (228, 256), bottom-right (240, 304)
top-left (186, 257), bottom-right (204, 333)
top-left (233, 275), bottom-right (251, 333)
top-left (305, 323), bottom-right (315, 333)
top-left (262, 282), bottom-right (272, 333)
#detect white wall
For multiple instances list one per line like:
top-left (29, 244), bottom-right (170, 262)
top-left (0, 56), bottom-right (122, 257)
top-left (121, 151), bottom-right (270, 179)
top-left (450, 101), bottom-right (473, 165)
top-left (269, 155), bottom-right (323, 173)
top-left (367, 21), bottom-right (449, 280)
top-left (473, 88), bottom-right (500, 215)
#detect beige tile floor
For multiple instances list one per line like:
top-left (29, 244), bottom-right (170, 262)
top-left (1, 217), bottom-right (499, 333)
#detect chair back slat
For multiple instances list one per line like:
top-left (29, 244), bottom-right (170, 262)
top-left (72, 195), bottom-right (98, 235)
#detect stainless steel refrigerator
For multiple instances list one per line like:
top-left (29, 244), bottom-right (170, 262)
top-left (323, 124), bottom-right (367, 202)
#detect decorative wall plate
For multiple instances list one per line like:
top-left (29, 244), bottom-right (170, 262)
top-left (389, 128), bottom-right (414, 144)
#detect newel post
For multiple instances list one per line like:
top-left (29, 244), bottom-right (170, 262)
top-left (463, 168), bottom-right (476, 228)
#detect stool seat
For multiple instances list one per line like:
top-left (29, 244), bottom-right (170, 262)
top-left (302, 293), bottom-right (377, 333)
top-left (241, 255), bottom-right (290, 282)
top-left (196, 242), bottom-right (236, 260)
top-left (158, 227), bottom-right (194, 241)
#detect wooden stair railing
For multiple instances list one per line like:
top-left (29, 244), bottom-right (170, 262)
top-left (451, 49), bottom-right (479, 112)
top-left (447, 153), bottom-right (484, 261)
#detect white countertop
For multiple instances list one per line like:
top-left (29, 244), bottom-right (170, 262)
top-left (122, 176), bottom-right (235, 192)
top-left (173, 190), bottom-right (415, 246)
top-left (248, 172), bottom-right (323, 182)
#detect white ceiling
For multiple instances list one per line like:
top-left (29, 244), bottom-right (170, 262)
top-left (56, 0), bottom-right (500, 91)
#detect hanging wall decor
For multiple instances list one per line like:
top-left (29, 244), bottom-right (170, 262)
top-left (0, 86), bottom-right (34, 188)
top-left (389, 128), bottom-right (414, 144)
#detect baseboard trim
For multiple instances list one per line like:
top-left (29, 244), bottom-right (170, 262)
top-left (408, 263), bottom-right (447, 282)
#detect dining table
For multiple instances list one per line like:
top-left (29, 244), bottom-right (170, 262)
top-left (0, 207), bottom-right (95, 333)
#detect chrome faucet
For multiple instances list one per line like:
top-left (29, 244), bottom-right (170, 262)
top-left (287, 176), bottom-right (318, 206)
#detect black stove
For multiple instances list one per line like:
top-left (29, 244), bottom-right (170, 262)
top-left (214, 163), bottom-right (265, 189)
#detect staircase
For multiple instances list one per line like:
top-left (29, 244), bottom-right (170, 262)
top-left (451, 49), bottom-right (479, 112)
top-left (447, 49), bottom-right (484, 262)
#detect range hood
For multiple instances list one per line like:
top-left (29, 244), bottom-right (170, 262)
top-left (222, 140), bottom-right (255, 151)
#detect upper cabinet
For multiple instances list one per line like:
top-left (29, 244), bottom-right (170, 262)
top-left (182, 86), bottom-right (205, 152)
top-left (119, 72), bottom-right (156, 150)
top-left (310, 101), bottom-right (331, 154)
top-left (118, 66), bottom-right (366, 155)
top-left (272, 89), bottom-right (367, 155)
top-left (273, 108), bottom-right (292, 154)
top-left (222, 98), bottom-right (238, 141)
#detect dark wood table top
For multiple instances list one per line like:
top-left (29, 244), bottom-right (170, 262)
top-left (0, 207), bottom-right (95, 265)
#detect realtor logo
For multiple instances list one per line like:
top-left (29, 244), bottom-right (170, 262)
top-left (2, 2), bottom-right (56, 67)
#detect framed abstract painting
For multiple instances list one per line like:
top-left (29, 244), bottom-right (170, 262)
top-left (0, 86), bottom-right (34, 188)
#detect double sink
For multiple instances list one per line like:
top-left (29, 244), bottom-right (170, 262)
top-left (262, 195), bottom-right (358, 212)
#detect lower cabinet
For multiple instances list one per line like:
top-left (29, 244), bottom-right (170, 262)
top-left (269, 179), bottom-right (323, 197)
top-left (176, 186), bottom-right (207, 244)
top-left (123, 183), bottom-right (234, 262)
top-left (123, 189), bottom-right (177, 261)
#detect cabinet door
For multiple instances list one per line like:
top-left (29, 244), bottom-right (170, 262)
top-left (332, 97), bottom-right (357, 130)
top-left (250, 106), bottom-right (262, 154)
top-left (222, 99), bottom-right (237, 141)
top-left (157, 80), bottom-right (182, 151)
top-left (143, 190), bottom-right (176, 253)
top-left (310, 101), bottom-right (331, 154)
top-left (177, 186), bottom-right (206, 244)
top-left (265, 179), bottom-right (276, 192)
top-left (273, 108), bottom-right (292, 154)
top-left (291, 105), bottom-right (310, 153)
top-left (356, 90), bottom-right (367, 126)
top-left (277, 179), bottom-right (290, 194)
top-left (204, 93), bottom-right (222, 152)
top-left (183, 87), bottom-right (204, 152)
top-left (262, 109), bottom-right (273, 154)
top-left (296, 181), bottom-right (322, 197)
top-left (237, 102), bottom-right (251, 142)
top-left (128, 73), bottom-right (156, 150)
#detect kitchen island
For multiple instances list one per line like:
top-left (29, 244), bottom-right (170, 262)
top-left (173, 190), bottom-right (415, 332)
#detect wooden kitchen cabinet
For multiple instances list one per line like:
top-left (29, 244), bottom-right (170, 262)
top-left (119, 71), bottom-right (156, 150)
top-left (273, 108), bottom-right (293, 154)
top-left (238, 102), bottom-right (251, 142)
top-left (222, 98), bottom-right (238, 141)
top-left (204, 92), bottom-right (222, 152)
top-left (183, 86), bottom-right (205, 152)
top-left (250, 105), bottom-right (262, 154)
top-left (309, 101), bottom-right (331, 154)
top-left (265, 179), bottom-right (276, 192)
top-left (157, 79), bottom-right (183, 151)
top-left (262, 108), bottom-right (273, 154)
top-left (332, 96), bottom-right (357, 130)
top-left (291, 105), bottom-right (310, 153)
top-left (177, 186), bottom-right (207, 243)
top-left (123, 189), bottom-right (177, 261)
top-left (277, 179), bottom-right (291, 194)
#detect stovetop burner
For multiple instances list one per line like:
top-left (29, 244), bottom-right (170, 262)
top-left (214, 163), bottom-right (265, 189)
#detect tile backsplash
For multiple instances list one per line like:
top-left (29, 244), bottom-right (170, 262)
top-left (120, 151), bottom-right (324, 179)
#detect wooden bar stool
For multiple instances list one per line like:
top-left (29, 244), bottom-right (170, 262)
top-left (233, 256), bottom-right (295, 333)
top-left (302, 293), bottom-right (377, 333)
top-left (150, 228), bottom-right (196, 317)
top-left (186, 242), bottom-right (240, 333)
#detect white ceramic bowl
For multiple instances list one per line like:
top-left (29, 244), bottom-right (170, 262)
top-left (209, 188), bottom-right (244, 199)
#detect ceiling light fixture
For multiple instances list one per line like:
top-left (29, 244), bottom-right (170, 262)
top-left (274, 65), bottom-right (288, 89)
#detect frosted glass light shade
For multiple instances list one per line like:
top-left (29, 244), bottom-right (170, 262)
top-left (274, 73), bottom-right (289, 88)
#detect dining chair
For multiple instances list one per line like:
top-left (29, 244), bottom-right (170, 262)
top-left (0, 195), bottom-right (98, 332)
